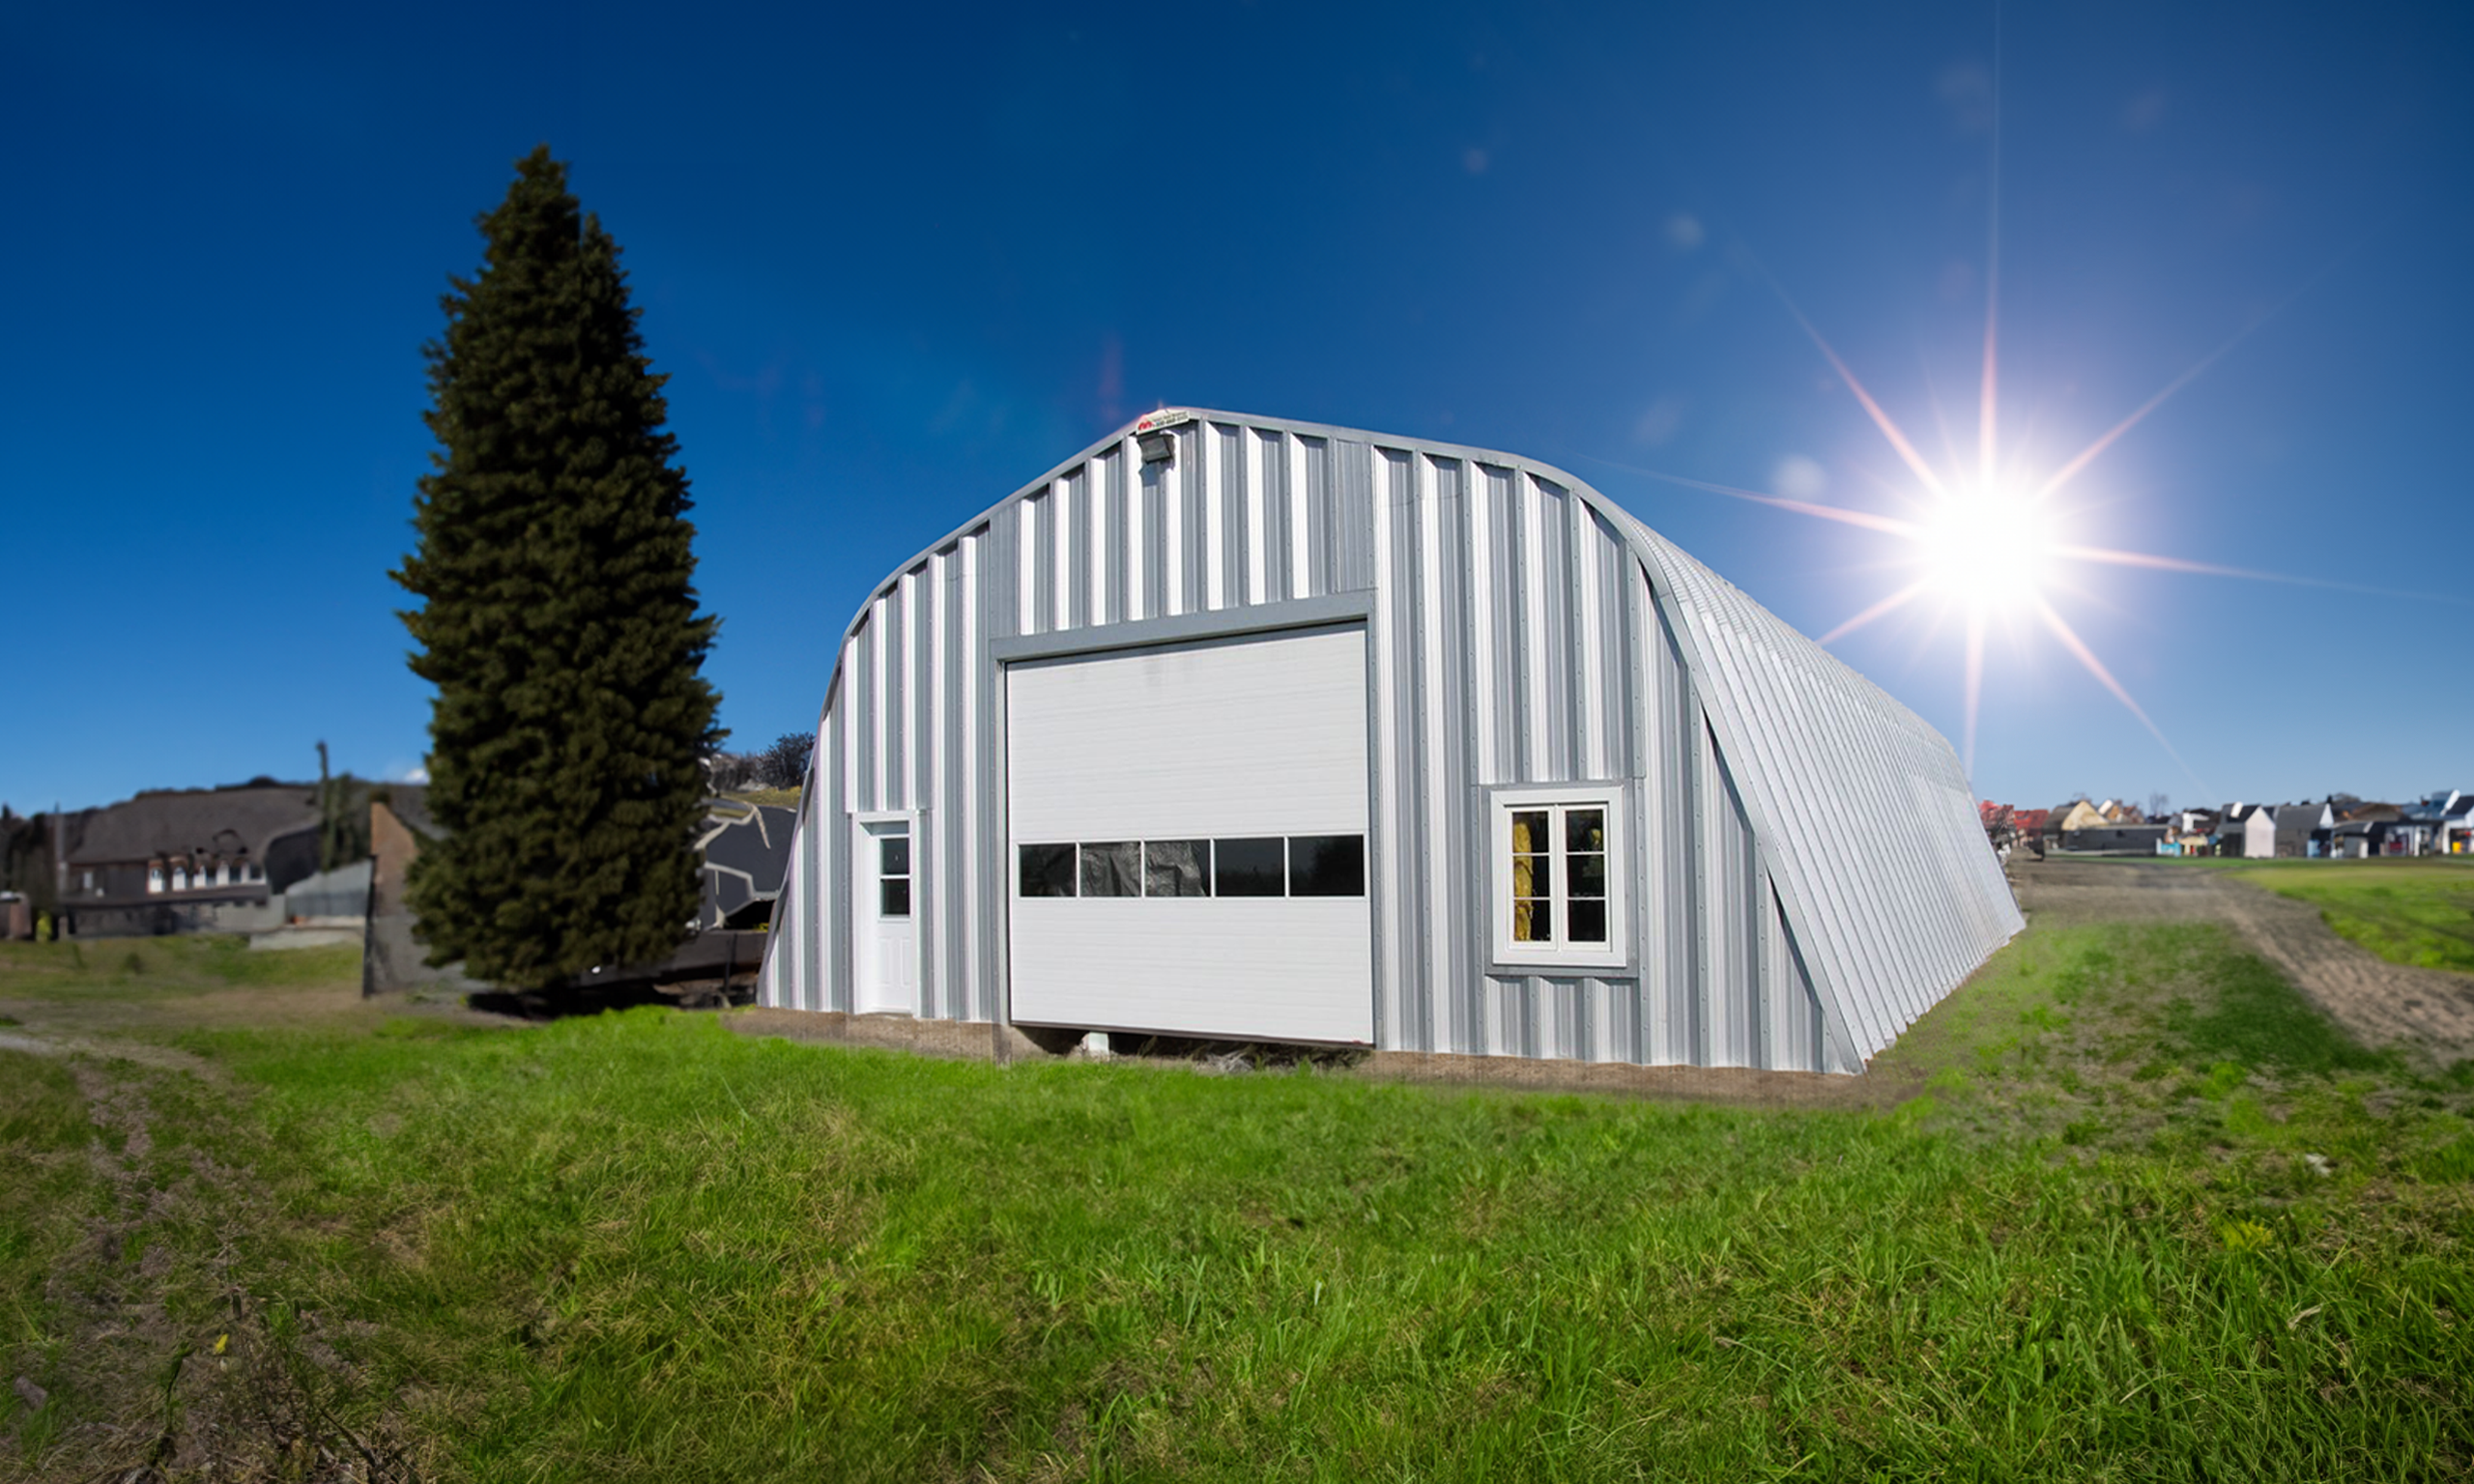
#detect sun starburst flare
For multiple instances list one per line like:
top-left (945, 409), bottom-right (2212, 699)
top-left (1590, 44), bottom-right (2460, 797)
top-left (1601, 269), bottom-right (2464, 793)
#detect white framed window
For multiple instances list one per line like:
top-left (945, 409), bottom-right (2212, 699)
top-left (1489, 785), bottom-right (1627, 969)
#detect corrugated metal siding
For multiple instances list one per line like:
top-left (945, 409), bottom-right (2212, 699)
top-left (1617, 510), bottom-right (2024, 1066)
top-left (761, 411), bottom-right (2020, 1072)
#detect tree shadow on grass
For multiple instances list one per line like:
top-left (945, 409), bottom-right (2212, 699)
top-left (464, 977), bottom-right (754, 1021)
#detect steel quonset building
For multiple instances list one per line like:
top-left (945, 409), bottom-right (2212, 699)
top-left (757, 410), bottom-right (2021, 1073)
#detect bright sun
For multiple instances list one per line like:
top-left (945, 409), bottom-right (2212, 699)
top-left (1915, 487), bottom-right (2052, 613)
top-left (1608, 56), bottom-right (2420, 791)
top-left (1621, 294), bottom-right (2238, 788)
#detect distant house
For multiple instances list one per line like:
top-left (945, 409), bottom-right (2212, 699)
top-left (2371, 818), bottom-right (2436, 857)
top-left (2403, 790), bottom-right (2472, 855)
top-left (54, 783), bottom-right (327, 937)
top-left (2050, 799), bottom-right (2110, 838)
top-left (2047, 798), bottom-right (2163, 851)
top-left (2208, 796), bottom-right (2460, 861)
top-left (2063, 823), bottom-right (2171, 855)
top-left (2042, 795), bottom-right (2168, 853)
top-left (2007, 808), bottom-right (2050, 854)
top-left (2271, 801), bottom-right (2335, 859)
top-left (2164, 808), bottom-right (2219, 856)
top-left (1977, 803), bottom-right (2051, 857)
top-left (2216, 803), bottom-right (2277, 860)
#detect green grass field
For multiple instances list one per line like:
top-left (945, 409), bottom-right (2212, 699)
top-left (4, 925), bottom-right (2471, 1481)
top-left (2211, 860), bottom-right (2474, 974)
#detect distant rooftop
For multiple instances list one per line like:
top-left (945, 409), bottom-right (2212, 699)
top-left (61, 782), bottom-right (322, 865)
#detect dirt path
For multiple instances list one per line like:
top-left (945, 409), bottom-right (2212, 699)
top-left (0, 1024), bottom-right (222, 1078)
top-left (2, 1030), bottom-right (422, 1482)
top-left (2013, 857), bottom-right (2474, 1067)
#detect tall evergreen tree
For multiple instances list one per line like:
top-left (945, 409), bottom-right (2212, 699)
top-left (395, 146), bottom-right (721, 989)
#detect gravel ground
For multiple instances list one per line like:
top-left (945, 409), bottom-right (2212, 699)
top-left (2014, 856), bottom-right (2474, 1067)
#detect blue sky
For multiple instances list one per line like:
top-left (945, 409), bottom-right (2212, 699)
top-left (5, 1), bottom-right (2466, 814)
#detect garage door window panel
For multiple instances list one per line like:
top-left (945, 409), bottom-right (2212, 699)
top-left (1019, 842), bottom-right (1077, 898)
top-left (1144, 840), bottom-right (1212, 898)
top-left (1215, 838), bottom-right (1287, 897)
top-left (1079, 842), bottom-right (1142, 898)
top-left (1289, 834), bottom-right (1366, 897)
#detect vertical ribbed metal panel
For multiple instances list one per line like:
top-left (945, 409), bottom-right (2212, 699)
top-left (1177, 428), bottom-right (1208, 614)
top-left (849, 621), bottom-right (876, 814)
top-left (761, 410), bottom-right (2019, 1072)
top-left (1367, 448), bottom-right (1413, 1048)
top-left (1098, 449), bottom-right (1128, 627)
top-left (1532, 478), bottom-right (1574, 780)
top-left (1145, 429), bottom-right (1173, 614)
top-left (977, 514), bottom-right (1015, 1024)
top-left (1698, 726), bottom-right (1760, 1069)
top-left (1424, 457), bottom-right (1476, 1057)
top-left (1258, 429), bottom-right (1293, 604)
top-left (1765, 887), bottom-right (1826, 1072)
top-left (900, 568), bottom-right (927, 1013)
top-left (882, 586), bottom-right (907, 810)
top-left (1223, 426), bottom-right (1250, 603)
top-left (922, 554), bottom-right (949, 1018)
top-left (1024, 491), bottom-right (1052, 638)
top-left (1330, 440), bottom-right (1374, 594)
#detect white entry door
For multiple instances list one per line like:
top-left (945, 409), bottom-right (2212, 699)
top-left (853, 817), bottom-right (916, 1014)
top-left (1006, 624), bottom-right (1373, 1043)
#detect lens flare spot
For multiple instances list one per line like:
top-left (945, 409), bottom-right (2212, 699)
top-left (1772, 454), bottom-right (1828, 499)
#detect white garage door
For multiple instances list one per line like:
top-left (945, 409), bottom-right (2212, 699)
top-left (1007, 624), bottom-right (1373, 1043)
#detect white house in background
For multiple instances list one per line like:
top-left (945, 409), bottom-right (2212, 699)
top-left (2410, 790), bottom-right (2472, 855)
top-left (758, 411), bottom-right (2021, 1074)
top-left (2219, 803), bottom-right (2277, 859)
